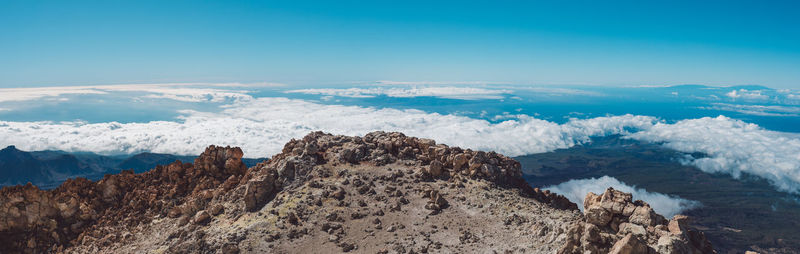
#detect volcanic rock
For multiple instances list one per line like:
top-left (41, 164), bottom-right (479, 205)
top-left (0, 131), bottom-right (714, 254)
top-left (558, 187), bottom-right (716, 254)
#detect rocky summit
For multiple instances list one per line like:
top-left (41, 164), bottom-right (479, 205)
top-left (0, 131), bottom-right (714, 253)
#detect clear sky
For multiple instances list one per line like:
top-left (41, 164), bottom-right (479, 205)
top-left (1, 0), bottom-right (798, 88)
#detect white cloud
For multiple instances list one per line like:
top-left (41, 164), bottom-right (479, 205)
top-left (90, 84), bottom-right (253, 102)
top-left (286, 88), bottom-right (375, 98)
top-left (725, 89), bottom-right (770, 100)
top-left (632, 84), bottom-right (676, 88)
top-left (0, 97), bottom-right (656, 158)
top-left (629, 116), bottom-right (800, 194)
top-left (491, 113), bottom-right (527, 121)
top-left (204, 82), bottom-right (286, 88)
top-left (0, 86), bottom-right (108, 102)
top-left (699, 103), bottom-right (800, 117)
top-left (373, 80), bottom-right (496, 86)
top-left (284, 87), bottom-right (513, 100)
top-left (498, 86), bottom-right (605, 96)
top-left (774, 89), bottom-right (800, 105)
top-left (545, 176), bottom-right (701, 218)
top-left (0, 83), bottom-right (254, 103)
top-left (367, 82), bottom-right (604, 97)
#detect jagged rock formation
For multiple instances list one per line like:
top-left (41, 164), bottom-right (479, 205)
top-left (0, 131), bottom-right (713, 253)
top-left (0, 145), bottom-right (247, 252)
top-left (558, 188), bottom-right (715, 254)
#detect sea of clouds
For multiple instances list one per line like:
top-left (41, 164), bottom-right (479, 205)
top-left (0, 97), bottom-right (656, 157)
top-left (2, 85), bottom-right (800, 195)
top-left (544, 176), bottom-right (701, 217)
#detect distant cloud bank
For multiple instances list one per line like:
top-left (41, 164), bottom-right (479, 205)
top-left (725, 89), bottom-right (770, 100)
top-left (0, 83), bottom-right (271, 103)
top-left (699, 103), bottom-right (800, 117)
top-left (545, 176), bottom-right (701, 217)
top-left (284, 86), bottom-right (512, 100)
top-left (0, 86), bottom-right (108, 102)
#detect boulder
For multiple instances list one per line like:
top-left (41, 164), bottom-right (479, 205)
top-left (452, 153), bottom-right (468, 171)
top-left (424, 189), bottom-right (448, 213)
top-left (609, 233), bottom-right (648, 254)
top-left (427, 160), bottom-right (443, 177)
top-left (243, 171), bottom-right (277, 212)
top-left (668, 214), bottom-right (689, 235)
top-left (585, 206), bottom-right (612, 226)
top-left (193, 210), bottom-right (211, 225)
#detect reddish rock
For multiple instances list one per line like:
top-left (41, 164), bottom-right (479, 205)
top-left (0, 145), bottom-right (252, 253)
top-left (609, 233), bottom-right (648, 254)
top-left (559, 188), bottom-right (715, 254)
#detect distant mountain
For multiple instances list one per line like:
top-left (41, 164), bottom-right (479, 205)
top-left (0, 146), bottom-right (267, 189)
top-left (727, 84), bottom-right (773, 90)
top-left (0, 146), bottom-right (101, 187)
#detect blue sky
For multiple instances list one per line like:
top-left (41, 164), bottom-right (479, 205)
top-left (1, 0), bottom-right (798, 88)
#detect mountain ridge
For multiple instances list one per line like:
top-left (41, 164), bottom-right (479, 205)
top-left (0, 146), bottom-right (265, 189)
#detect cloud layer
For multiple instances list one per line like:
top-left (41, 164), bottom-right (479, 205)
top-left (0, 83), bottom-right (258, 103)
top-left (0, 97), bottom-right (655, 158)
top-left (725, 89), bottom-right (770, 100)
top-left (2, 95), bottom-right (800, 195)
top-left (0, 86), bottom-right (108, 102)
top-left (629, 116), bottom-right (800, 193)
top-left (284, 87), bottom-right (513, 100)
top-left (699, 103), bottom-right (800, 117)
top-left (545, 176), bottom-right (701, 217)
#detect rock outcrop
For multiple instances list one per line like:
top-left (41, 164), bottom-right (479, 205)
top-left (558, 187), bottom-right (715, 254)
top-left (0, 145), bottom-right (246, 253)
top-left (0, 131), bottom-right (712, 253)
